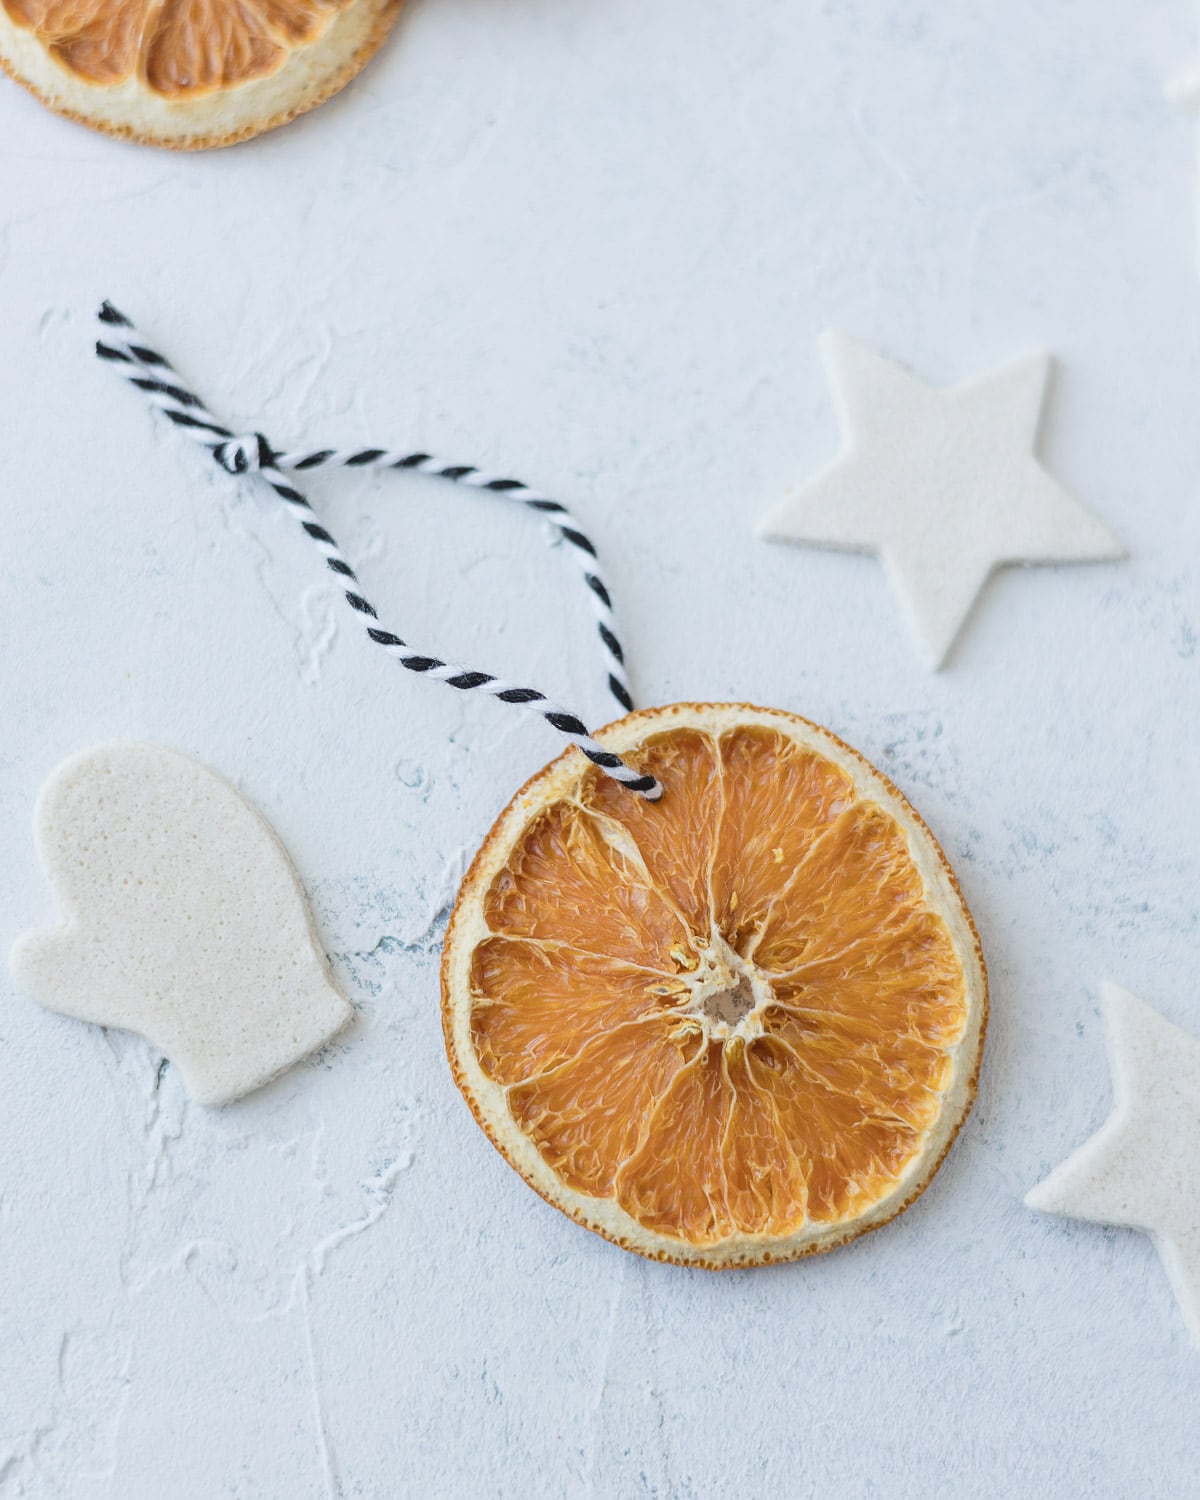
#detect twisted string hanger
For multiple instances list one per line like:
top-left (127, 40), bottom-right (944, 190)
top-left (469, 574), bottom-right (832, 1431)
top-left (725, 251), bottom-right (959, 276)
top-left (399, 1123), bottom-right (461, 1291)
top-left (95, 303), bottom-right (662, 800)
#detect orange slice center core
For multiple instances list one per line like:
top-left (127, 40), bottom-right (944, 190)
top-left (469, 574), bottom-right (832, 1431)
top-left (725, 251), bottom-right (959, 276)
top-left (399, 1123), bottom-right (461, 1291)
top-left (677, 935), bottom-right (773, 1039)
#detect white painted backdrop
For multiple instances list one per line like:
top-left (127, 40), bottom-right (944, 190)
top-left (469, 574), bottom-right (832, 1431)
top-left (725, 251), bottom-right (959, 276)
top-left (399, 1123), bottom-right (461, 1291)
top-left (1, 1), bottom-right (1198, 1495)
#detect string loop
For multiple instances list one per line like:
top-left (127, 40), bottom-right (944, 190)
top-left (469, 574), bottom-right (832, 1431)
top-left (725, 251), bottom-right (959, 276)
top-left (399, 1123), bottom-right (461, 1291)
top-left (95, 301), bottom-right (662, 801)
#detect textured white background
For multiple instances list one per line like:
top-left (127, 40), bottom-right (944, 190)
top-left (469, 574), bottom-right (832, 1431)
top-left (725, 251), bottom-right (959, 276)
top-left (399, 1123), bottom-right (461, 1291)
top-left (2, 2), bottom-right (1199, 1495)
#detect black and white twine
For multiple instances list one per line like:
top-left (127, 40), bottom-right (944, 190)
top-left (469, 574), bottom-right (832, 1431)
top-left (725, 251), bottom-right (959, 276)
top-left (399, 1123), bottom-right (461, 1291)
top-left (95, 302), bottom-right (662, 800)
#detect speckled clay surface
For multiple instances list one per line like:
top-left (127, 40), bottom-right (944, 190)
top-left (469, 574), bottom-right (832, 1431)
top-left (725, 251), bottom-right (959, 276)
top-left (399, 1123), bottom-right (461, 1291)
top-left (11, 743), bottom-right (352, 1105)
top-left (1028, 985), bottom-right (1200, 1346)
top-left (758, 335), bottom-right (1123, 668)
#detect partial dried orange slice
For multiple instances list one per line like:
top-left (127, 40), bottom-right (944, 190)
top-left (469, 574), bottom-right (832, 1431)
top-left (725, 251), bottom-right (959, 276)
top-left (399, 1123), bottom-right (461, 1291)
top-left (0, 0), bottom-right (402, 147)
top-left (442, 702), bottom-right (987, 1267)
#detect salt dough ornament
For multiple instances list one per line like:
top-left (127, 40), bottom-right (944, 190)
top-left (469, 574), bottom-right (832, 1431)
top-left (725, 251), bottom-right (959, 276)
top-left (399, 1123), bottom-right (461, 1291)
top-left (96, 303), bottom-right (989, 1266)
top-left (11, 743), bottom-right (351, 1106)
top-left (1027, 984), bottom-right (1200, 1346)
top-left (758, 333), bottom-right (1123, 668)
top-left (0, 0), bottom-right (402, 149)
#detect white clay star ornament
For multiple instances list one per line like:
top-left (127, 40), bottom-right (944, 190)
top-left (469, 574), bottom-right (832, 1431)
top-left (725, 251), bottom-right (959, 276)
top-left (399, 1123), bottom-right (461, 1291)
top-left (11, 743), bottom-right (352, 1106)
top-left (758, 333), bottom-right (1123, 668)
top-left (1027, 983), bottom-right (1200, 1346)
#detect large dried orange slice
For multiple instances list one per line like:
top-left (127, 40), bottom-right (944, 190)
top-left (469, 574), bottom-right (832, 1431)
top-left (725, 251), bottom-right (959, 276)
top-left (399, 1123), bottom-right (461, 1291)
top-left (0, 0), bottom-right (402, 147)
top-left (443, 702), bottom-right (987, 1267)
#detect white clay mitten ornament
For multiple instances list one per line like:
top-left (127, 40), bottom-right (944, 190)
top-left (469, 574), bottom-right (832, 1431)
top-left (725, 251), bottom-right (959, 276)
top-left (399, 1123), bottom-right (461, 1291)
top-left (11, 743), bottom-right (351, 1105)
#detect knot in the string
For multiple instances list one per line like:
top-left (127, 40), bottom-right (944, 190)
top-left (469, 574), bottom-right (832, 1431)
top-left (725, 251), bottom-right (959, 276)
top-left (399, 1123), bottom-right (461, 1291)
top-left (213, 433), bottom-right (273, 475)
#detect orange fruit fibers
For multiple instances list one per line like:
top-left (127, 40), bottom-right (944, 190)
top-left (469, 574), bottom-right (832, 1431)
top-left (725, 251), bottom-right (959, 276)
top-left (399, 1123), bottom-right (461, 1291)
top-left (0, 0), bottom-right (402, 147)
top-left (442, 703), bottom-right (987, 1268)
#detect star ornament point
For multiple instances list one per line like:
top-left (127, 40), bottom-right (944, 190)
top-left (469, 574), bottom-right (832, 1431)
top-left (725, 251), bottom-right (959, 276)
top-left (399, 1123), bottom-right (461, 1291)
top-left (758, 333), bottom-right (1123, 668)
top-left (1027, 984), bottom-right (1200, 1347)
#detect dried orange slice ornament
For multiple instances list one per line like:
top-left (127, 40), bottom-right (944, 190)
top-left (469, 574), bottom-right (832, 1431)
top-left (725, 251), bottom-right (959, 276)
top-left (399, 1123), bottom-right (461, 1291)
top-left (92, 315), bottom-right (987, 1268)
top-left (443, 702), bottom-right (987, 1267)
top-left (0, 0), bottom-right (402, 147)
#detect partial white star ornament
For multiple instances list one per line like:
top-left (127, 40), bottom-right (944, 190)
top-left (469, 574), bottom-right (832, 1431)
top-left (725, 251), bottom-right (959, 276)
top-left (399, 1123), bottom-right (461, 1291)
top-left (1026, 984), bottom-right (1200, 1346)
top-left (757, 333), bottom-right (1123, 668)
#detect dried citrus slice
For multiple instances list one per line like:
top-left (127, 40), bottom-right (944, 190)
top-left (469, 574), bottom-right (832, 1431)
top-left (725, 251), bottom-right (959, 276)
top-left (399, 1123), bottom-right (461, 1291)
top-left (0, 0), bottom-right (402, 147)
top-left (442, 702), bottom-right (987, 1267)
